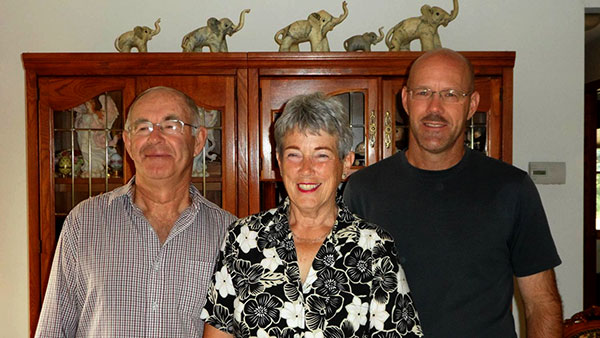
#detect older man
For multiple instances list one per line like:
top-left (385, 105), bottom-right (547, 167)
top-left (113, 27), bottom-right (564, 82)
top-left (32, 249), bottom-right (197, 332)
top-left (35, 86), bottom-right (236, 337)
top-left (344, 49), bottom-right (562, 337)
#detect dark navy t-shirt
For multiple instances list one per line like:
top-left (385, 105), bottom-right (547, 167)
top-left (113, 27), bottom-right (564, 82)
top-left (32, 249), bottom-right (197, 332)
top-left (343, 149), bottom-right (561, 338)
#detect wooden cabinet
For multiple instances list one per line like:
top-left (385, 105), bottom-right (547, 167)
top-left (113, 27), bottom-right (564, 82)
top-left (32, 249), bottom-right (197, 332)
top-left (23, 51), bottom-right (514, 333)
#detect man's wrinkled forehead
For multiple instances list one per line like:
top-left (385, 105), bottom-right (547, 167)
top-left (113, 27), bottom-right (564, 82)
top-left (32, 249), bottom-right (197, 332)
top-left (130, 90), bottom-right (189, 117)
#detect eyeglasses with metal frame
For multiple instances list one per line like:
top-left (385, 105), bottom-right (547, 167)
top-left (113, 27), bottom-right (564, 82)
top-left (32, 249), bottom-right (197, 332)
top-left (407, 87), bottom-right (471, 103)
top-left (127, 119), bottom-right (198, 136)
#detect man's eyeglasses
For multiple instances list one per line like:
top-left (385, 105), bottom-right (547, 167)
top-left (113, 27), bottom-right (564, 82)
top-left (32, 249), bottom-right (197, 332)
top-left (407, 87), bottom-right (471, 103)
top-left (127, 119), bottom-right (198, 136)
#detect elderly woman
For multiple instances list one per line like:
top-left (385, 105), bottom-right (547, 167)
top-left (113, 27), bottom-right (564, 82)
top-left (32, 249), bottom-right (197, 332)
top-left (201, 92), bottom-right (422, 337)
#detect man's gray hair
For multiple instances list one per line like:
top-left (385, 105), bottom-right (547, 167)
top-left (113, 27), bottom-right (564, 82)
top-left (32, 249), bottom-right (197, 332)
top-left (124, 86), bottom-right (204, 135)
top-left (274, 92), bottom-right (353, 159)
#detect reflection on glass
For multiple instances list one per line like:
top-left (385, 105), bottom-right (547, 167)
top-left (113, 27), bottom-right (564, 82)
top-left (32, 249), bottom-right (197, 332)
top-left (465, 111), bottom-right (487, 153)
top-left (192, 107), bottom-right (223, 207)
top-left (193, 108), bottom-right (222, 177)
top-left (53, 91), bottom-right (125, 220)
top-left (193, 181), bottom-right (223, 207)
top-left (74, 94), bottom-right (120, 178)
top-left (335, 92), bottom-right (366, 166)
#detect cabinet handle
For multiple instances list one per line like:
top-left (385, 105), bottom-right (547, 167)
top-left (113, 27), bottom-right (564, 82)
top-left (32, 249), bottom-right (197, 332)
top-left (384, 111), bottom-right (392, 149)
top-left (369, 111), bottom-right (376, 148)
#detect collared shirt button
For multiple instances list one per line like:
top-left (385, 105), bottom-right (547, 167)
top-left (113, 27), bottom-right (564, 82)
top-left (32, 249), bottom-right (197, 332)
top-left (152, 301), bottom-right (159, 311)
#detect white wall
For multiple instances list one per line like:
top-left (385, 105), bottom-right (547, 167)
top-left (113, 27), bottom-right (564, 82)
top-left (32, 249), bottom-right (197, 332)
top-left (0, 0), bottom-right (585, 336)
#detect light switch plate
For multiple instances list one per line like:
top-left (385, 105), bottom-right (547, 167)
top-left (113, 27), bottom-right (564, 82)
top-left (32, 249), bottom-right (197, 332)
top-left (528, 162), bottom-right (566, 184)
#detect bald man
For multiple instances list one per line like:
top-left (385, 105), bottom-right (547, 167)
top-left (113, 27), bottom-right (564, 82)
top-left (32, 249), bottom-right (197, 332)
top-left (344, 49), bottom-right (562, 337)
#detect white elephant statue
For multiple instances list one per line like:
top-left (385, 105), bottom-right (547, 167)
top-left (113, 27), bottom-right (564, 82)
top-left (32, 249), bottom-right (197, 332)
top-left (114, 18), bottom-right (161, 52)
top-left (182, 9), bottom-right (250, 52)
top-left (74, 95), bottom-right (120, 178)
top-left (385, 0), bottom-right (458, 51)
top-left (274, 1), bottom-right (348, 52)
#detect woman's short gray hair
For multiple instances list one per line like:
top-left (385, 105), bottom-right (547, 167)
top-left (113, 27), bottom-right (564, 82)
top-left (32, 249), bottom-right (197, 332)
top-left (274, 92), bottom-right (353, 159)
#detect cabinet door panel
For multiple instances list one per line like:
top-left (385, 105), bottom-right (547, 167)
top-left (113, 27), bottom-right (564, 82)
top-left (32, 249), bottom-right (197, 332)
top-left (473, 77), bottom-right (502, 159)
top-left (136, 76), bottom-right (237, 214)
top-left (259, 77), bottom-right (378, 181)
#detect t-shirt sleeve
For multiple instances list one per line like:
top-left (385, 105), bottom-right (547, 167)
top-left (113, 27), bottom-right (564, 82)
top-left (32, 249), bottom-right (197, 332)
top-left (510, 174), bottom-right (562, 277)
top-left (343, 175), bottom-right (367, 219)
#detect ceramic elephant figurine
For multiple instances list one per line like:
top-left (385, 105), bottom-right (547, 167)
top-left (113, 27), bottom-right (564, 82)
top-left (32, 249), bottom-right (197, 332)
top-left (181, 9), bottom-right (250, 52)
top-left (274, 1), bottom-right (348, 52)
top-left (344, 27), bottom-right (384, 52)
top-left (386, 0), bottom-right (458, 51)
top-left (114, 18), bottom-right (161, 52)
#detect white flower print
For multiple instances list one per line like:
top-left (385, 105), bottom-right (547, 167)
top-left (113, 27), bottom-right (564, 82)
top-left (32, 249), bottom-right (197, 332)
top-left (303, 268), bottom-right (318, 293)
top-left (280, 301), bottom-right (305, 329)
top-left (257, 328), bottom-right (270, 338)
top-left (234, 297), bottom-right (243, 322)
top-left (261, 247), bottom-right (282, 271)
top-left (369, 299), bottom-right (390, 331)
top-left (304, 330), bottom-right (324, 338)
top-left (236, 225), bottom-right (258, 253)
top-left (215, 265), bottom-right (235, 298)
top-left (358, 229), bottom-right (380, 250)
top-left (397, 265), bottom-right (410, 295)
top-left (200, 307), bottom-right (209, 320)
top-left (345, 296), bottom-right (369, 331)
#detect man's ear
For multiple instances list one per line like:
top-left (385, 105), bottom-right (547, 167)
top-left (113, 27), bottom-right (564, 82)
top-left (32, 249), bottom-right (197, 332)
top-left (401, 86), bottom-right (410, 116)
top-left (122, 131), bottom-right (130, 154)
top-left (467, 91), bottom-right (480, 120)
top-left (193, 126), bottom-right (208, 157)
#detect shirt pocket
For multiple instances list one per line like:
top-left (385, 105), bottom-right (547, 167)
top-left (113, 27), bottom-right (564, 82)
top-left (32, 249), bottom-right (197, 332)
top-left (177, 260), bottom-right (214, 316)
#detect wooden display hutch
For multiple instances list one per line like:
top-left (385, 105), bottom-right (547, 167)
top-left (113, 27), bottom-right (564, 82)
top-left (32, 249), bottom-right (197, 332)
top-left (23, 51), bottom-right (514, 333)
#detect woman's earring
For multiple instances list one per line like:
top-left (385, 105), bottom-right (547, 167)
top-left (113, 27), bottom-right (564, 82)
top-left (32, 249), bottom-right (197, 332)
top-left (342, 173), bottom-right (347, 179)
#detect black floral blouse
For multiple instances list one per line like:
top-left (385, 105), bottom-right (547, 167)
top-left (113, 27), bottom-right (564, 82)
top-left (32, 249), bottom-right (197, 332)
top-left (201, 195), bottom-right (423, 337)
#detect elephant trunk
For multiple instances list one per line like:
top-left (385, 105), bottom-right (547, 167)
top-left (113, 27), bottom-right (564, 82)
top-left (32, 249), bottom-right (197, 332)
top-left (376, 26), bottom-right (384, 44)
top-left (331, 1), bottom-right (349, 27)
top-left (150, 18), bottom-right (161, 38)
top-left (322, 1), bottom-right (348, 35)
top-left (232, 9), bottom-right (251, 34)
top-left (448, 0), bottom-right (459, 23)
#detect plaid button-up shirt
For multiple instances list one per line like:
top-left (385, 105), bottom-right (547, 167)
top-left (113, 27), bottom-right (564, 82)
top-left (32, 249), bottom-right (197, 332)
top-left (35, 178), bottom-right (236, 337)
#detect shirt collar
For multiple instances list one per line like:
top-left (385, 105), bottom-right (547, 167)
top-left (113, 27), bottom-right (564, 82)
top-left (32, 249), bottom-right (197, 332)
top-left (271, 190), bottom-right (354, 239)
top-left (107, 176), bottom-right (205, 223)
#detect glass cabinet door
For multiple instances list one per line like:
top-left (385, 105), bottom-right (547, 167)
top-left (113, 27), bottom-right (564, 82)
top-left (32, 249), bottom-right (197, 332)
top-left (38, 77), bottom-right (135, 294)
top-left (258, 77), bottom-right (378, 210)
top-left (53, 91), bottom-right (127, 230)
